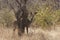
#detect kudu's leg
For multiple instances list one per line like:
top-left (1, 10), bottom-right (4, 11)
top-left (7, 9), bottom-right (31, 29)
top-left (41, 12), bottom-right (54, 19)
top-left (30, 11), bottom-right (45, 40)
top-left (13, 26), bottom-right (16, 32)
top-left (13, 21), bottom-right (17, 32)
top-left (26, 26), bottom-right (28, 34)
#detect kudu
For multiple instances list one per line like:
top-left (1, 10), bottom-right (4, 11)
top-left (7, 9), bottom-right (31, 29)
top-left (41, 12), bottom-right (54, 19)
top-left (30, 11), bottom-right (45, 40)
top-left (13, 12), bottom-right (37, 34)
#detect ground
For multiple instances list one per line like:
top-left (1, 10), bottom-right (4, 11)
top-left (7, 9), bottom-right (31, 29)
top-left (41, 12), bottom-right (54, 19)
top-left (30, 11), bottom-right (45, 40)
top-left (0, 25), bottom-right (60, 40)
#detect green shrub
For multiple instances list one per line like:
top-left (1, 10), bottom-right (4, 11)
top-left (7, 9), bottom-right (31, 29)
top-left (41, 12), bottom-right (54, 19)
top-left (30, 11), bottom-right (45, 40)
top-left (34, 4), bottom-right (60, 28)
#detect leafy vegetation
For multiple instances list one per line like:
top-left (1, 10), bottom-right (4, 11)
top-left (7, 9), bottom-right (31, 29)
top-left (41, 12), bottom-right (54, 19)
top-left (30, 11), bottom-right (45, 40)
top-left (0, 0), bottom-right (60, 28)
top-left (34, 5), bottom-right (60, 28)
top-left (0, 10), bottom-right (15, 27)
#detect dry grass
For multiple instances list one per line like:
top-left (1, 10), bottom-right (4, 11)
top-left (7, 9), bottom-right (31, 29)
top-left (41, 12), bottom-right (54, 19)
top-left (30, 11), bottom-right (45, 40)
top-left (0, 25), bottom-right (60, 40)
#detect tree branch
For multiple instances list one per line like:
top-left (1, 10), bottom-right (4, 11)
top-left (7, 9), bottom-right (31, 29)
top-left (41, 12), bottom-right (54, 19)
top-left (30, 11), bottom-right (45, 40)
top-left (15, 0), bottom-right (21, 6)
top-left (9, 3), bottom-right (16, 13)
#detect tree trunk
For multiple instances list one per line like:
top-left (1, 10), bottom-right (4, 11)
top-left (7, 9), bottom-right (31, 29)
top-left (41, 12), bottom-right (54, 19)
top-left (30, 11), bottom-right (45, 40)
top-left (8, 0), bottom-right (28, 36)
top-left (15, 0), bottom-right (28, 36)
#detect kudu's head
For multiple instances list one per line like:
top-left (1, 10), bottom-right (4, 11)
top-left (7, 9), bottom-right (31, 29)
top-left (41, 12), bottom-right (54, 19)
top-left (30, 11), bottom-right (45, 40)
top-left (28, 12), bottom-right (37, 21)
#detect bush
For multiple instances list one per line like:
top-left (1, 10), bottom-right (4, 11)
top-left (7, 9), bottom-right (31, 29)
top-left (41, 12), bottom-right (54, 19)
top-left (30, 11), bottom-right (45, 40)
top-left (2, 11), bottom-right (15, 27)
top-left (34, 4), bottom-right (60, 29)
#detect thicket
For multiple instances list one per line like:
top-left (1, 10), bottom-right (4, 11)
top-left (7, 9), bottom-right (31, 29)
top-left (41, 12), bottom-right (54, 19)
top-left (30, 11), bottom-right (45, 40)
top-left (34, 5), bottom-right (60, 28)
top-left (0, 9), bottom-right (15, 27)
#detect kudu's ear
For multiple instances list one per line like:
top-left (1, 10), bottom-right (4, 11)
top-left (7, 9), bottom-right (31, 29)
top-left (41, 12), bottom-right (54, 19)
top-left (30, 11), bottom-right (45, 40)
top-left (30, 12), bottom-right (33, 15)
top-left (30, 12), bottom-right (37, 15)
top-left (34, 12), bottom-right (37, 15)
